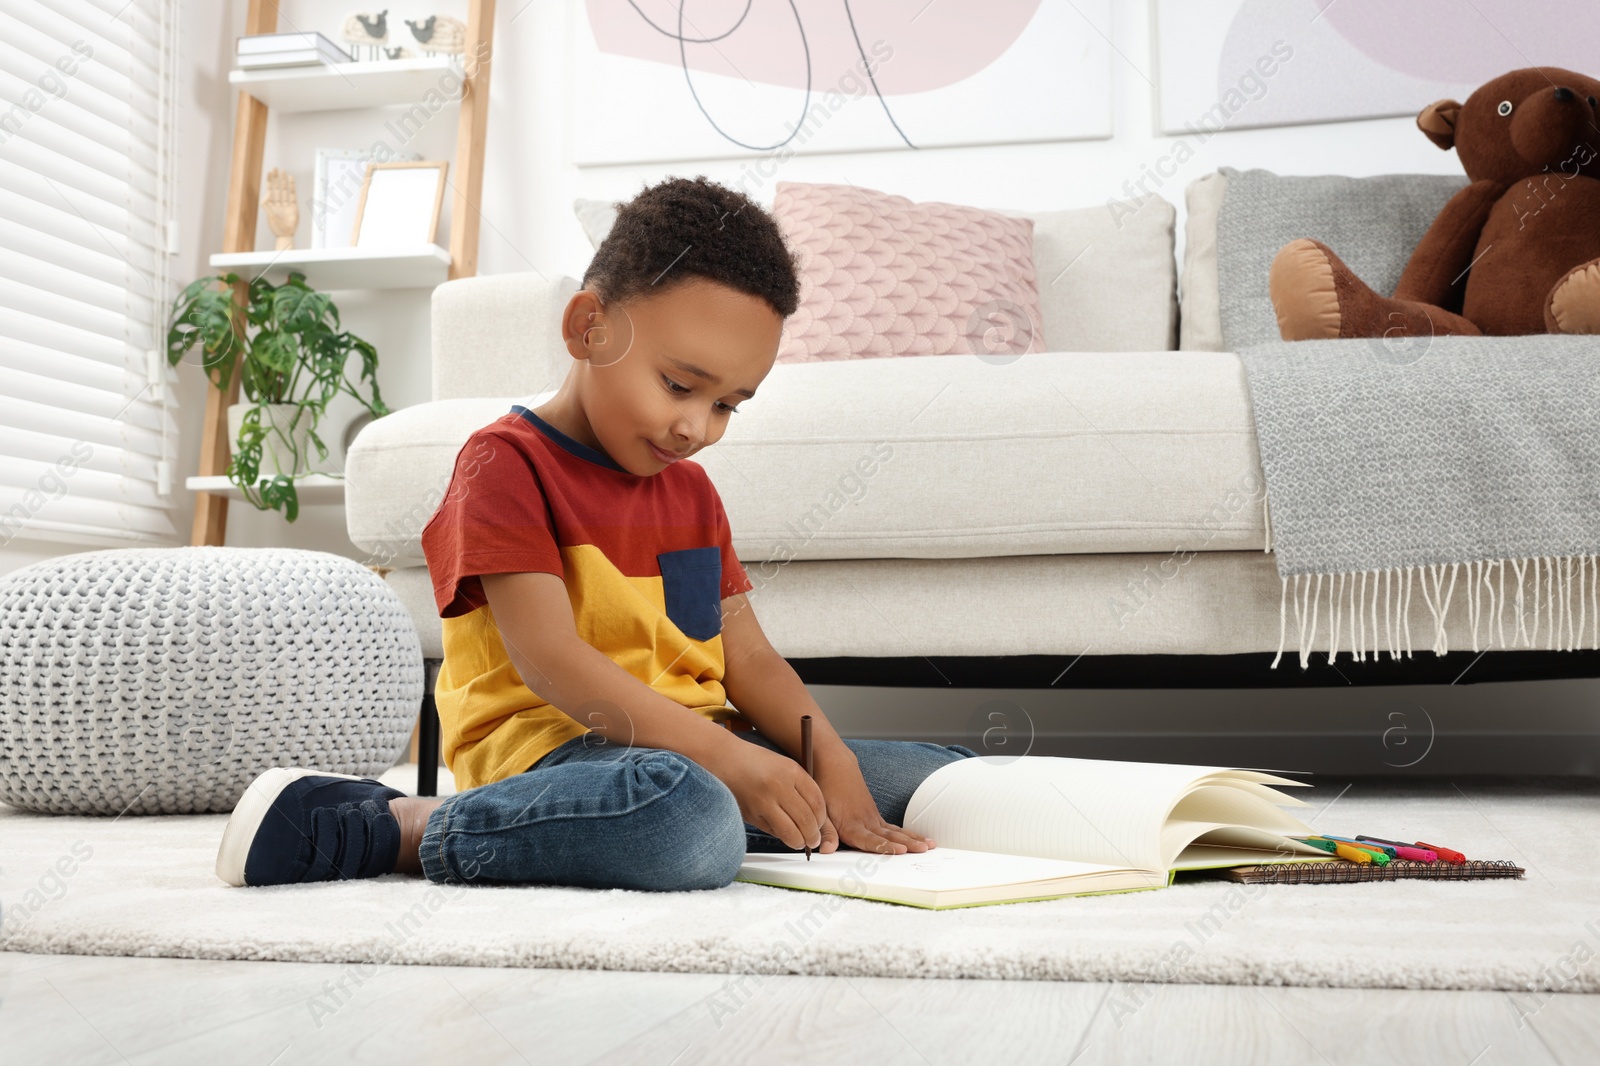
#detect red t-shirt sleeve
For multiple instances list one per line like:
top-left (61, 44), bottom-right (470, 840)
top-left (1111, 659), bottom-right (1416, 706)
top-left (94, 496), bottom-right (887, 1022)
top-left (710, 480), bottom-right (754, 600)
top-left (420, 430), bottom-right (565, 618)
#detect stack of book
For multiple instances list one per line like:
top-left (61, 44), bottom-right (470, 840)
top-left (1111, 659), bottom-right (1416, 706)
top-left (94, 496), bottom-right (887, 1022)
top-left (236, 32), bottom-right (353, 70)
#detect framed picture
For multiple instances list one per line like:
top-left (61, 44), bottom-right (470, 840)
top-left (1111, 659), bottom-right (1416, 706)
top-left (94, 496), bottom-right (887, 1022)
top-left (351, 160), bottom-right (449, 248)
top-left (1151, 0), bottom-right (1497, 134)
top-left (311, 147), bottom-right (421, 248)
top-left (570, 1), bottom-right (1113, 165)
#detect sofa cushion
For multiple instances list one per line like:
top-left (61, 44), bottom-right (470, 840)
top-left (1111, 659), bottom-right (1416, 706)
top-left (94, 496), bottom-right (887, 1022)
top-left (1183, 167), bottom-right (1469, 351)
top-left (346, 353), bottom-right (1267, 570)
top-left (993, 196), bottom-right (1178, 353)
top-left (572, 197), bottom-right (617, 249)
top-left (1178, 171), bottom-right (1228, 351)
top-left (768, 180), bottom-right (1043, 364)
top-left (574, 193), bottom-right (1179, 353)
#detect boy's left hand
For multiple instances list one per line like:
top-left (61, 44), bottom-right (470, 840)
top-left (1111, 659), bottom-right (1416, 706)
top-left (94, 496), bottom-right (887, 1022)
top-left (813, 751), bottom-right (936, 856)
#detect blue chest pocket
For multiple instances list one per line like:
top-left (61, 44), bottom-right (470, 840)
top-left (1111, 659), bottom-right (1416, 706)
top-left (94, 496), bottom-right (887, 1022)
top-left (657, 546), bottom-right (723, 641)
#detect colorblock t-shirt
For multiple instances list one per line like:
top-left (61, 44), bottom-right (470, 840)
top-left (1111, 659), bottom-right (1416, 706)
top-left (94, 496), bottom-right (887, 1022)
top-left (419, 404), bottom-right (755, 791)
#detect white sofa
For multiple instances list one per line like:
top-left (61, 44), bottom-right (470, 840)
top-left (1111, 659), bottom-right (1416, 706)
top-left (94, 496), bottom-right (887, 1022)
top-left (345, 176), bottom-right (1555, 687)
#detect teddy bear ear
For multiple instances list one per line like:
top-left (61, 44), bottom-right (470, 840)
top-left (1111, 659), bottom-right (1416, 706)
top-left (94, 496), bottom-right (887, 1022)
top-left (1416, 98), bottom-right (1462, 150)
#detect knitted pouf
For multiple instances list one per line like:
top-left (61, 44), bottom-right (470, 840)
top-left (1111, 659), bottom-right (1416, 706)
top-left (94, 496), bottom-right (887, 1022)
top-left (0, 547), bottom-right (423, 815)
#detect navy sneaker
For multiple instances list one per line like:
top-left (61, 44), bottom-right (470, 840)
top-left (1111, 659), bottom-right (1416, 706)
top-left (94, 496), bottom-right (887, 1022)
top-left (216, 767), bottom-right (407, 887)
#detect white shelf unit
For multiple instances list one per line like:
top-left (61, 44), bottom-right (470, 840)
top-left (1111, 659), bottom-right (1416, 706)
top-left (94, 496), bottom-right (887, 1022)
top-left (215, 57), bottom-right (459, 290)
top-left (186, 474), bottom-right (346, 505)
top-left (228, 56), bottom-right (461, 113)
top-left (194, 1), bottom-right (491, 580)
top-left (208, 244), bottom-right (451, 290)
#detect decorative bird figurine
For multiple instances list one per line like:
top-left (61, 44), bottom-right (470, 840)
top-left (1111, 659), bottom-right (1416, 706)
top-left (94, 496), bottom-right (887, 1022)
top-left (405, 14), bottom-right (466, 56)
top-left (342, 10), bottom-right (388, 60)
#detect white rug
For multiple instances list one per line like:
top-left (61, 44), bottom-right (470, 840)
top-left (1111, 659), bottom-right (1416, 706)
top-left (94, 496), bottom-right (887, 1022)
top-left (2, 768), bottom-right (1596, 993)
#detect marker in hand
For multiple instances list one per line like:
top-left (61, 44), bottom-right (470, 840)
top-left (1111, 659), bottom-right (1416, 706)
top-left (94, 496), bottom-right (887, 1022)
top-left (801, 714), bottom-right (813, 861)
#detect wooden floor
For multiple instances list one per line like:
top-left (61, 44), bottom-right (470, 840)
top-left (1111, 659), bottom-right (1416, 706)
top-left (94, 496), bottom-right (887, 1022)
top-left (2, 949), bottom-right (1595, 1064)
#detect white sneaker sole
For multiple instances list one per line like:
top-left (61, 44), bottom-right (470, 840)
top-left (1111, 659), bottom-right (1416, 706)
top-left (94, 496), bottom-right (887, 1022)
top-left (215, 767), bottom-right (375, 887)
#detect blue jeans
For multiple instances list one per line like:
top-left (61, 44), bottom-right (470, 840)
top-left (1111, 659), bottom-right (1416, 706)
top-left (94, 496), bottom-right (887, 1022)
top-left (416, 728), bottom-right (980, 890)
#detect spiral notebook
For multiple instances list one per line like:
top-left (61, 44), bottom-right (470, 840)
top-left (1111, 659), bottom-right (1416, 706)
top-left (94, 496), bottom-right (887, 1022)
top-left (1226, 859), bottom-right (1524, 884)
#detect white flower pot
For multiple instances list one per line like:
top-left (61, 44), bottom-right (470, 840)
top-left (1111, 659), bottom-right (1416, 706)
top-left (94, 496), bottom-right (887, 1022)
top-left (227, 403), bottom-right (314, 478)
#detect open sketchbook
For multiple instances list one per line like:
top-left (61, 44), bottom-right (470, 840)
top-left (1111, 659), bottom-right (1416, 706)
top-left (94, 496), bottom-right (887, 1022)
top-left (735, 755), bottom-right (1331, 909)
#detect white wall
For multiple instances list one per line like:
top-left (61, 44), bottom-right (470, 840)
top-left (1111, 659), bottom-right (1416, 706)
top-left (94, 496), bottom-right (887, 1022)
top-left (2, 0), bottom-right (1473, 576)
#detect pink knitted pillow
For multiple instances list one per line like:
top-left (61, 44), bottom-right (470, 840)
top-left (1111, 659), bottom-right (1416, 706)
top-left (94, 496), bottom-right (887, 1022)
top-left (770, 181), bottom-right (1044, 363)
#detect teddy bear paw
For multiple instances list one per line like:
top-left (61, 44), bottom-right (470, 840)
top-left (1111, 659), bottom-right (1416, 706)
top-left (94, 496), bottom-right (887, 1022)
top-left (1544, 259), bottom-right (1600, 334)
top-left (1269, 238), bottom-right (1345, 341)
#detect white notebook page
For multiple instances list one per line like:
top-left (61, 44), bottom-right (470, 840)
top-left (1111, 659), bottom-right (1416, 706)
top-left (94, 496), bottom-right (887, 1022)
top-left (902, 756), bottom-right (1313, 873)
top-left (738, 846), bottom-right (1142, 895)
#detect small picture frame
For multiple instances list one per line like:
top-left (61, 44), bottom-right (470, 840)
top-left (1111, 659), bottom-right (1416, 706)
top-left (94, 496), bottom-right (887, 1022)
top-left (313, 147), bottom-right (421, 248)
top-left (351, 160), bottom-right (449, 248)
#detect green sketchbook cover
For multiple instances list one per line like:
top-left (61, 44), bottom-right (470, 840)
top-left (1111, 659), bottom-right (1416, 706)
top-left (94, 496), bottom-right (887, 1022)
top-left (735, 756), bottom-right (1331, 910)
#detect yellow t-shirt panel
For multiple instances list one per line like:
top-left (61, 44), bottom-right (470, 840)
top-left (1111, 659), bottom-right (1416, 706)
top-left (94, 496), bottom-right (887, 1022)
top-left (435, 546), bottom-right (744, 790)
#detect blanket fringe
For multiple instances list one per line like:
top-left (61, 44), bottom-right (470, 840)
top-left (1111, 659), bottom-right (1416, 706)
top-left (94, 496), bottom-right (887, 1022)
top-left (1270, 554), bottom-right (1600, 669)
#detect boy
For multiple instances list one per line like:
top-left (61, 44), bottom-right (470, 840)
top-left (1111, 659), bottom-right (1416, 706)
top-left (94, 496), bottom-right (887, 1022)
top-left (215, 176), bottom-right (978, 890)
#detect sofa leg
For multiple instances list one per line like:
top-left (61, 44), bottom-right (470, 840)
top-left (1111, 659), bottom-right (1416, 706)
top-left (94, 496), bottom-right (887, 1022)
top-left (418, 658), bottom-right (442, 797)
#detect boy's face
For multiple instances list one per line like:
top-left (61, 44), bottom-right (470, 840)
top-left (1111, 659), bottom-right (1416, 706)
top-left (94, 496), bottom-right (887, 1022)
top-left (556, 276), bottom-right (782, 475)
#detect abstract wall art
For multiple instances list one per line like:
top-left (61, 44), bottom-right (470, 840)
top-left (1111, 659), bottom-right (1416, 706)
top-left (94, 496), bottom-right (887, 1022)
top-left (571, 0), bottom-right (1113, 165)
top-left (1155, 0), bottom-right (1595, 134)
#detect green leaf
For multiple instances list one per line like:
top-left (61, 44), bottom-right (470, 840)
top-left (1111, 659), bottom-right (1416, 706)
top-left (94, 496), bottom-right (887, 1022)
top-left (272, 282), bottom-right (333, 334)
top-left (259, 328), bottom-right (302, 378)
top-left (260, 476), bottom-right (300, 522)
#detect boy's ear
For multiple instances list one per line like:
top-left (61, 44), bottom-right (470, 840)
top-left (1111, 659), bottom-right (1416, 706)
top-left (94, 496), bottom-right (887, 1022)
top-left (562, 289), bottom-right (604, 355)
top-left (1417, 98), bottom-right (1461, 150)
top-left (563, 289), bottom-right (634, 365)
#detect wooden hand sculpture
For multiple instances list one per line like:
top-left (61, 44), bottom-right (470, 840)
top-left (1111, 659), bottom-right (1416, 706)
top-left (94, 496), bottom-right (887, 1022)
top-left (261, 168), bottom-right (298, 252)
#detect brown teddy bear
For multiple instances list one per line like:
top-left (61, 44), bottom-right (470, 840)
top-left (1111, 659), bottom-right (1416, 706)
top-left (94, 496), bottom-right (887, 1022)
top-left (1269, 66), bottom-right (1600, 340)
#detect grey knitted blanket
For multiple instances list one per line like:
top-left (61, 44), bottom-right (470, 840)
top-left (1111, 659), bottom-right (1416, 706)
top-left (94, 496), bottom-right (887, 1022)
top-left (1235, 335), bottom-right (1600, 668)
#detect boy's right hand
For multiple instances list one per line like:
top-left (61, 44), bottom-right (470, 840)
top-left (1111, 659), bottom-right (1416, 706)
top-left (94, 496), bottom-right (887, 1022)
top-left (702, 741), bottom-right (827, 852)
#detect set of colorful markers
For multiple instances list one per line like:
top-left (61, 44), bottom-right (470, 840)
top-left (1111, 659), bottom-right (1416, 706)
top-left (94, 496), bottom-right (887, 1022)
top-left (1293, 834), bottom-right (1467, 867)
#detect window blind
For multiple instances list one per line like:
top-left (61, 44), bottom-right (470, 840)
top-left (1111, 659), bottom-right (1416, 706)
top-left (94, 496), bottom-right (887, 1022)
top-left (0, 0), bottom-right (180, 551)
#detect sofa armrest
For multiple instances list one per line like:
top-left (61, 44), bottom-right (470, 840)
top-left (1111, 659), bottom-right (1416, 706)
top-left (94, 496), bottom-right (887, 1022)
top-left (431, 272), bottom-right (579, 401)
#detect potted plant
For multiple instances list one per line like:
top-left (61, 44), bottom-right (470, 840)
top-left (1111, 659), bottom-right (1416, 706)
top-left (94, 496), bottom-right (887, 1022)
top-left (166, 270), bottom-right (389, 522)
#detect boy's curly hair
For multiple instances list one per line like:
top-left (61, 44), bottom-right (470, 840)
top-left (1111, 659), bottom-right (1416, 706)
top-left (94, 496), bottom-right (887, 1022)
top-left (581, 175), bottom-right (802, 318)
